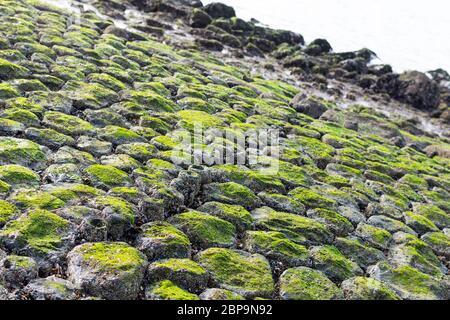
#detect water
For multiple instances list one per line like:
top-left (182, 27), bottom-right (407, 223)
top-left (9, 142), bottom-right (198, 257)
top-left (203, 0), bottom-right (450, 73)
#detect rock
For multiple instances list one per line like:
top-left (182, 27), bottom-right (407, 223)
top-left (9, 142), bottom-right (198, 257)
top-left (147, 258), bottom-right (209, 293)
top-left (145, 280), bottom-right (199, 300)
top-left (0, 255), bottom-right (38, 289)
top-left (421, 232), bottom-right (450, 260)
top-left (136, 221), bottom-right (191, 261)
top-left (334, 237), bottom-right (385, 269)
top-left (169, 210), bottom-right (236, 248)
top-left (196, 248), bottom-right (274, 298)
top-left (278, 267), bottom-right (342, 300)
top-left (243, 231), bottom-right (310, 269)
top-left (290, 95), bottom-right (329, 119)
top-left (355, 222), bottom-right (393, 250)
top-left (204, 3), bottom-right (236, 19)
top-left (252, 207), bottom-right (334, 245)
top-left (341, 277), bottom-right (401, 300)
top-left (67, 242), bottom-right (147, 300)
top-left (200, 288), bottom-right (244, 300)
top-left (306, 208), bottom-right (354, 236)
top-left (309, 245), bottom-right (363, 282)
top-left (0, 137), bottom-right (47, 170)
top-left (0, 210), bottom-right (72, 260)
top-left (197, 201), bottom-right (253, 232)
top-left (202, 182), bottom-right (262, 210)
top-left (388, 239), bottom-right (446, 276)
top-left (190, 9), bottom-right (212, 28)
top-left (368, 261), bottom-right (449, 300)
top-left (396, 71), bottom-right (440, 110)
top-left (23, 276), bottom-right (76, 300)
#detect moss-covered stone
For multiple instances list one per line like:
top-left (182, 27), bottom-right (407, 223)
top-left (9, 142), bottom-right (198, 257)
top-left (289, 187), bottom-right (337, 210)
top-left (341, 277), bottom-right (401, 300)
top-left (355, 223), bottom-right (393, 250)
top-left (0, 57), bottom-right (29, 79)
top-left (306, 208), bottom-right (354, 236)
top-left (279, 267), bottom-right (342, 300)
top-left (202, 182), bottom-right (262, 210)
top-left (148, 258), bottom-right (208, 293)
top-left (368, 262), bottom-right (448, 300)
top-left (421, 232), bottom-right (450, 259)
top-left (243, 231), bottom-right (310, 268)
top-left (43, 111), bottom-right (94, 136)
top-left (97, 125), bottom-right (144, 146)
top-left (0, 209), bottom-right (70, 255)
top-left (334, 237), bottom-right (385, 269)
top-left (388, 239), bottom-right (445, 276)
top-left (413, 203), bottom-right (450, 229)
top-left (84, 164), bottom-right (132, 189)
top-left (25, 127), bottom-right (75, 150)
top-left (146, 280), bottom-right (199, 300)
top-left (309, 245), bottom-right (363, 282)
top-left (404, 211), bottom-right (439, 235)
top-left (9, 189), bottom-right (66, 210)
top-left (197, 201), bottom-right (253, 232)
top-left (0, 164), bottom-right (40, 187)
top-left (67, 242), bottom-right (147, 300)
top-left (0, 137), bottom-right (46, 169)
top-left (199, 288), bottom-right (245, 300)
top-left (252, 207), bottom-right (333, 245)
top-left (0, 200), bottom-right (17, 226)
top-left (196, 248), bottom-right (274, 298)
top-left (170, 210), bottom-right (236, 248)
top-left (137, 221), bottom-right (191, 261)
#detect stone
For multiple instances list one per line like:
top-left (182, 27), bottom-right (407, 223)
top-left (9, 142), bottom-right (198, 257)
top-left (67, 242), bottom-right (147, 300)
top-left (279, 267), bottom-right (342, 300)
top-left (196, 248), bottom-right (274, 299)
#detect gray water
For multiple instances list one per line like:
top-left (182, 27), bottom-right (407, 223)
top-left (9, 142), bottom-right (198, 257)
top-left (203, 0), bottom-right (450, 73)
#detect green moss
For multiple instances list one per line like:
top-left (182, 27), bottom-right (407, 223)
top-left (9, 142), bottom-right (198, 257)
top-left (93, 196), bottom-right (136, 223)
top-left (398, 174), bottom-right (428, 191)
top-left (177, 110), bottom-right (223, 131)
top-left (121, 90), bottom-right (176, 112)
top-left (0, 57), bottom-right (29, 79)
top-left (413, 204), bottom-right (450, 229)
top-left (0, 83), bottom-right (20, 99)
top-left (196, 248), bottom-right (274, 298)
top-left (355, 223), bottom-right (392, 250)
top-left (171, 210), bottom-right (236, 248)
top-left (0, 164), bottom-right (40, 186)
top-left (372, 262), bottom-right (446, 299)
top-left (289, 187), bottom-right (337, 210)
top-left (151, 258), bottom-right (206, 275)
top-left (244, 231), bottom-right (309, 266)
top-left (148, 280), bottom-right (199, 300)
top-left (143, 222), bottom-right (191, 247)
top-left (43, 111), bottom-right (94, 136)
top-left (87, 73), bottom-right (126, 92)
top-left (6, 255), bottom-right (37, 268)
top-left (404, 211), bottom-right (439, 234)
top-left (198, 201), bottom-right (253, 231)
top-left (310, 245), bottom-right (361, 282)
top-left (204, 182), bottom-right (260, 209)
top-left (85, 164), bottom-right (132, 189)
top-left (77, 242), bottom-right (146, 272)
top-left (63, 81), bottom-right (118, 109)
top-left (1, 107), bottom-right (40, 126)
top-left (252, 207), bottom-right (333, 245)
top-left (147, 158), bottom-right (176, 171)
top-left (342, 277), bottom-right (400, 300)
top-left (279, 267), bottom-right (341, 300)
top-left (0, 200), bottom-right (17, 225)
top-left (11, 189), bottom-right (65, 210)
top-left (97, 125), bottom-right (143, 145)
top-left (307, 208), bottom-right (353, 236)
top-left (0, 209), bottom-right (69, 254)
top-left (48, 184), bottom-right (102, 202)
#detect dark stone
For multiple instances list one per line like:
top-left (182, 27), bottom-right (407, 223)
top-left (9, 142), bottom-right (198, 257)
top-left (204, 2), bottom-right (236, 19)
top-left (396, 71), bottom-right (441, 110)
top-left (190, 9), bottom-right (213, 28)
